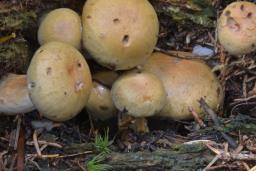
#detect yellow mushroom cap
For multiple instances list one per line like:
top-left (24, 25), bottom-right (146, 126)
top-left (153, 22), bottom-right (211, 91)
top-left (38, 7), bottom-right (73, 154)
top-left (0, 74), bottom-right (35, 115)
top-left (218, 1), bottom-right (256, 55)
top-left (27, 42), bottom-right (92, 121)
top-left (111, 72), bottom-right (167, 117)
top-left (143, 52), bottom-right (223, 120)
top-left (82, 0), bottom-right (159, 70)
top-left (38, 8), bottom-right (82, 49)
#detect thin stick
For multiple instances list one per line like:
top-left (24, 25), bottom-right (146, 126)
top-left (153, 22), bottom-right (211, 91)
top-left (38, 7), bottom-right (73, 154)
top-left (26, 151), bottom-right (92, 159)
top-left (14, 115), bottom-right (22, 150)
top-left (26, 140), bottom-right (62, 148)
top-left (188, 107), bottom-right (206, 128)
top-left (17, 123), bottom-right (25, 171)
top-left (32, 130), bottom-right (41, 156)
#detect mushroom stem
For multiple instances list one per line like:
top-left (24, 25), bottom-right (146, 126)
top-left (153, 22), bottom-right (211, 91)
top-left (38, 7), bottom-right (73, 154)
top-left (118, 112), bottom-right (134, 131)
top-left (133, 117), bottom-right (149, 133)
top-left (118, 112), bottom-right (149, 133)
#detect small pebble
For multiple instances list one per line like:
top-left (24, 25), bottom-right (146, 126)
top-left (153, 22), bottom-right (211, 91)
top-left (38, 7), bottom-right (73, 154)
top-left (192, 45), bottom-right (214, 57)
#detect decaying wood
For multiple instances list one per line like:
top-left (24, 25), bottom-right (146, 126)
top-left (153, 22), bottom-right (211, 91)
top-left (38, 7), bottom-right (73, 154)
top-left (107, 144), bottom-right (213, 170)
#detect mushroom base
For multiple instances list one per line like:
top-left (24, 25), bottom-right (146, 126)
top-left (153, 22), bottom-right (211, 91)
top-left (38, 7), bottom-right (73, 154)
top-left (118, 112), bottom-right (149, 133)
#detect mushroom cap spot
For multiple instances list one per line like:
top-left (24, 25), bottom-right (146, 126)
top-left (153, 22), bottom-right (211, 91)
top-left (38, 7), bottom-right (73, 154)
top-left (143, 52), bottom-right (224, 120)
top-left (217, 1), bottom-right (256, 55)
top-left (86, 81), bottom-right (117, 120)
top-left (27, 42), bottom-right (92, 122)
top-left (111, 72), bottom-right (167, 117)
top-left (82, 0), bottom-right (159, 70)
top-left (38, 8), bottom-right (82, 49)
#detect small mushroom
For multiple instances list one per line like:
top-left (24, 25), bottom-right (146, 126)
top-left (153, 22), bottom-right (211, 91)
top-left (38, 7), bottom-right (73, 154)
top-left (86, 71), bottom-right (119, 120)
top-left (111, 72), bottom-right (167, 133)
top-left (0, 74), bottom-right (35, 115)
top-left (38, 8), bottom-right (82, 49)
top-left (217, 1), bottom-right (256, 55)
top-left (27, 41), bottom-right (92, 122)
top-left (143, 52), bottom-right (223, 120)
top-left (82, 0), bottom-right (159, 70)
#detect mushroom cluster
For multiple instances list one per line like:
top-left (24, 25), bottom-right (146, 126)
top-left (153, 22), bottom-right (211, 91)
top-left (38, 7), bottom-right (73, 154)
top-left (1, 0), bottom-right (226, 134)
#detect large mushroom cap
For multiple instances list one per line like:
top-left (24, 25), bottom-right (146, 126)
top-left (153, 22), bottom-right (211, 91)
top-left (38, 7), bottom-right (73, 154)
top-left (111, 72), bottom-right (167, 117)
top-left (0, 74), bottom-right (35, 115)
top-left (38, 8), bottom-right (82, 49)
top-left (217, 1), bottom-right (256, 55)
top-left (143, 52), bottom-right (223, 120)
top-left (82, 0), bottom-right (159, 70)
top-left (27, 42), bottom-right (92, 121)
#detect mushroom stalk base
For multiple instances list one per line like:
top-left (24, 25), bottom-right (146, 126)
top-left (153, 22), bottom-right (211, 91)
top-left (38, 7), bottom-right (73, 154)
top-left (118, 112), bottom-right (149, 133)
top-left (133, 117), bottom-right (149, 133)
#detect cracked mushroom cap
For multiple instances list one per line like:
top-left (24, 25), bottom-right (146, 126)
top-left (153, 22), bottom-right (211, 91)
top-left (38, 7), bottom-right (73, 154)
top-left (27, 42), bottom-right (92, 121)
top-left (38, 8), bottom-right (82, 49)
top-left (82, 0), bottom-right (159, 70)
top-left (0, 74), bottom-right (35, 115)
top-left (143, 52), bottom-right (223, 120)
top-left (111, 72), bottom-right (167, 117)
top-left (218, 1), bottom-right (256, 55)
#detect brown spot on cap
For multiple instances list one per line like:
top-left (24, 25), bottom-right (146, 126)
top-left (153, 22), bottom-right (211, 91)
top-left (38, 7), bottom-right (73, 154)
top-left (240, 4), bottom-right (244, 11)
top-left (247, 12), bottom-right (252, 18)
top-left (99, 106), bottom-right (109, 111)
top-left (225, 10), bottom-right (231, 16)
top-left (113, 18), bottom-right (120, 24)
top-left (122, 34), bottom-right (130, 47)
top-left (46, 67), bottom-right (52, 75)
top-left (143, 95), bottom-right (151, 102)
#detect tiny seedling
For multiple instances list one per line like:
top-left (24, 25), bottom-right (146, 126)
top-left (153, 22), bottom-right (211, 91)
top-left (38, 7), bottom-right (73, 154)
top-left (94, 128), bottom-right (113, 154)
top-left (86, 153), bottom-right (112, 171)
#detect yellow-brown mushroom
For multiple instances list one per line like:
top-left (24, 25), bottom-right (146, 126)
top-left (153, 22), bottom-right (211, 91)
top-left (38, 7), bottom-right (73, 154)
top-left (27, 42), bottom-right (92, 121)
top-left (143, 52), bottom-right (223, 120)
top-left (218, 1), bottom-right (256, 55)
top-left (82, 0), bottom-right (159, 70)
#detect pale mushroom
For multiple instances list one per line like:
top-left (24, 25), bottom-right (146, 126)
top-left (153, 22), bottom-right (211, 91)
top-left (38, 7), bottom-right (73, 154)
top-left (0, 74), bottom-right (35, 115)
top-left (38, 8), bottom-right (82, 49)
top-left (111, 72), bottom-right (167, 133)
top-left (86, 71), bottom-right (119, 120)
top-left (27, 41), bottom-right (92, 122)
